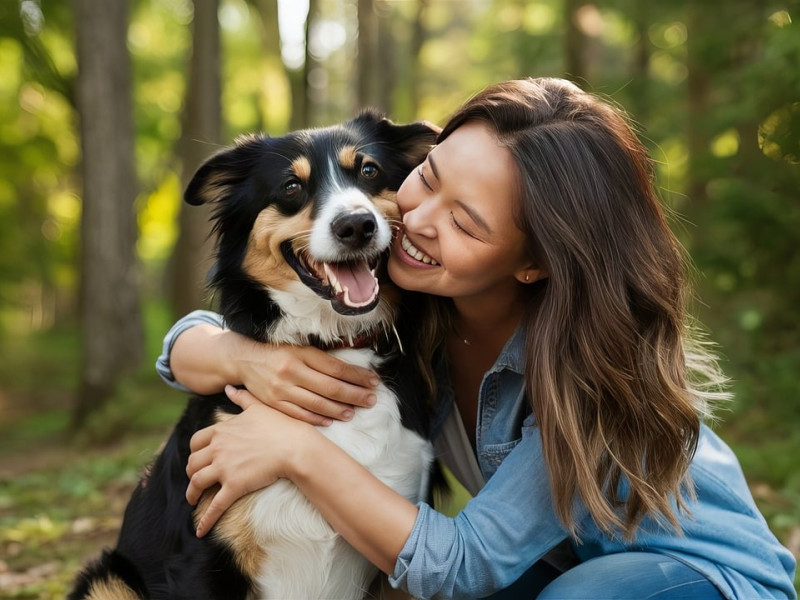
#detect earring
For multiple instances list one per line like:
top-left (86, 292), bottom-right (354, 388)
top-left (524, 274), bottom-right (530, 282)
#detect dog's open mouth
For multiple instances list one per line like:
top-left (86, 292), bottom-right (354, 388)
top-left (281, 241), bottom-right (381, 315)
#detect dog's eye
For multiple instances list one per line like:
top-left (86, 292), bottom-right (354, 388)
top-left (360, 163), bottom-right (379, 179)
top-left (284, 180), bottom-right (302, 196)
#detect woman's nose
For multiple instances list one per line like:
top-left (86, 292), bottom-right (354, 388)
top-left (402, 203), bottom-right (438, 239)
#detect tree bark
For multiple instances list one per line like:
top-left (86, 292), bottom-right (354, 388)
top-left (289, 0), bottom-right (316, 129)
top-left (170, 0), bottom-right (222, 320)
top-left (564, 0), bottom-right (587, 83)
top-left (357, 0), bottom-right (377, 110)
top-left (375, 1), bottom-right (395, 115)
top-left (252, 0), bottom-right (285, 133)
top-left (407, 0), bottom-right (428, 119)
top-left (686, 2), bottom-right (711, 206)
top-left (629, 0), bottom-right (651, 122)
top-left (73, 0), bottom-right (143, 428)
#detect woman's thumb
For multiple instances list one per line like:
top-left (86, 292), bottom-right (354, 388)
top-left (224, 384), bottom-right (255, 409)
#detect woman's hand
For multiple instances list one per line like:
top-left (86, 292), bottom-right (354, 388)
top-left (234, 338), bottom-right (380, 426)
top-left (187, 386), bottom-right (419, 574)
top-left (186, 385), bottom-right (315, 537)
top-left (171, 324), bottom-right (380, 426)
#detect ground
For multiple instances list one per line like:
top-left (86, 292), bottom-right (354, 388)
top-left (1, 380), bottom-right (798, 599)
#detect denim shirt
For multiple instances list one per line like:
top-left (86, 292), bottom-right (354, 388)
top-left (157, 311), bottom-right (797, 600)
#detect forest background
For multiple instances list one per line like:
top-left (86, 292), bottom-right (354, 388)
top-left (0, 0), bottom-right (798, 597)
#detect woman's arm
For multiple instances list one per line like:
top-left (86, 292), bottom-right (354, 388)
top-left (186, 386), bottom-right (418, 573)
top-left (186, 387), bottom-right (573, 598)
top-left (158, 311), bottom-right (381, 425)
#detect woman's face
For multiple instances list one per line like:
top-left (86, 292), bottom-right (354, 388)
top-left (388, 121), bottom-right (536, 303)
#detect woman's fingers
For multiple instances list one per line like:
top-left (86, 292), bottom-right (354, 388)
top-left (186, 444), bottom-right (212, 481)
top-left (183, 403), bottom-right (303, 538)
top-left (287, 385), bottom-right (363, 421)
top-left (186, 463), bottom-right (217, 507)
top-left (308, 348), bottom-right (381, 390)
top-left (187, 469), bottom-right (246, 538)
top-left (271, 400), bottom-right (335, 427)
top-left (236, 344), bottom-right (380, 420)
top-left (189, 426), bottom-right (213, 453)
top-left (195, 485), bottom-right (240, 538)
top-left (226, 384), bottom-right (338, 426)
top-left (224, 384), bottom-right (258, 409)
top-left (299, 350), bottom-right (379, 409)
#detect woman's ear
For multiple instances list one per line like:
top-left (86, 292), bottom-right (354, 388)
top-left (515, 266), bottom-right (547, 284)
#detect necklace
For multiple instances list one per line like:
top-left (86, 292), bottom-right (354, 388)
top-left (453, 330), bottom-right (471, 346)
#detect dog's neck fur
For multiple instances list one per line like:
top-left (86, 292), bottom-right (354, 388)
top-left (217, 280), bottom-right (396, 351)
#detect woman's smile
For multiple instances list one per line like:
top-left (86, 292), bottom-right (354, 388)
top-left (397, 233), bottom-right (440, 266)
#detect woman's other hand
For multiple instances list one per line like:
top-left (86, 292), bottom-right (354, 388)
top-left (235, 338), bottom-right (380, 426)
top-left (171, 324), bottom-right (380, 426)
top-left (185, 385), bottom-right (312, 537)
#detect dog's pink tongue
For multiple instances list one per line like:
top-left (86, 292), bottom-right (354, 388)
top-left (328, 261), bottom-right (377, 306)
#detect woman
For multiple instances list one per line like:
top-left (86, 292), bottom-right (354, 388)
top-left (157, 78), bottom-right (796, 598)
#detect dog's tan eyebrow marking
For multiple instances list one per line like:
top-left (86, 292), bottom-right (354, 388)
top-left (291, 156), bottom-right (311, 181)
top-left (338, 146), bottom-right (358, 170)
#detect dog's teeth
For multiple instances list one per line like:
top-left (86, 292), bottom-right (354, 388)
top-left (323, 264), bottom-right (342, 292)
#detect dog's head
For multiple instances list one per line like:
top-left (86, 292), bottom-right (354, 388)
top-left (185, 111), bottom-right (438, 343)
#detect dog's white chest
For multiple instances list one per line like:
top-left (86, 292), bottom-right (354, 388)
top-left (245, 348), bottom-right (432, 599)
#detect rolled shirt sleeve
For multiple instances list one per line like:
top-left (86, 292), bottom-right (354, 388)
top-left (390, 424), bottom-right (576, 599)
top-left (155, 309), bottom-right (225, 392)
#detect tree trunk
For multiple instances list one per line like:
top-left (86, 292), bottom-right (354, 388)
top-left (407, 0), bottom-right (428, 119)
top-left (686, 2), bottom-right (712, 206)
top-left (302, 0), bottom-right (318, 127)
top-left (72, 0), bottom-right (143, 429)
top-left (564, 0), bottom-right (587, 83)
top-left (252, 0), bottom-right (285, 133)
top-left (289, 0), bottom-right (316, 129)
top-left (170, 0), bottom-right (222, 320)
top-left (357, 0), bottom-right (377, 109)
top-left (629, 0), bottom-right (651, 122)
top-left (375, 1), bottom-right (395, 115)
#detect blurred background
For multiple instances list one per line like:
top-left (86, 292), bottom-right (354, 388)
top-left (0, 0), bottom-right (798, 596)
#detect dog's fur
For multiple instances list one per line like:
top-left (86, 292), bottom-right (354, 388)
top-left (70, 112), bottom-right (439, 600)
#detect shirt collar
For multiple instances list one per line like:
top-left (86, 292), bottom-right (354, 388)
top-left (488, 323), bottom-right (526, 375)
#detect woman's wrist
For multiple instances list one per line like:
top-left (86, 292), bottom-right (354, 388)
top-left (219, 329), bottom-right (253, 387)
top-left (171, 325), bottom-right (249, 393)
top-left (284, 424), bottom-right (328, 481)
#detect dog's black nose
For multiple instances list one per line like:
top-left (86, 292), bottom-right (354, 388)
top-left (331, 211), bottom-right (377, 247)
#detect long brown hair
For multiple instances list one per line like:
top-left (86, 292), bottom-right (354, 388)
top-left (423, 78), bottom-right (728, 538)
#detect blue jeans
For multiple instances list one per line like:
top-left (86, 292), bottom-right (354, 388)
top-left (489, 552), bottom-right (724, 599)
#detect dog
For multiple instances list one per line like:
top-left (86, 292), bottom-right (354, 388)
top-left (70, 111), bottom-right (439, 600)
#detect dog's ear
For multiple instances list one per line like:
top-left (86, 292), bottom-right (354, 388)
top-left (351, 110), bottom-right (440, 168)
top-left (378, 118), bottom-right (441, 167)
top-left (184, 135), bottom-right (266, 206)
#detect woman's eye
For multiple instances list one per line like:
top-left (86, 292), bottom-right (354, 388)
top-left (360, 163), bottom-right (379, 179)
top-left (417, 165), bottom-right (433, 191)
top-left (284, 180), bottom-right (302, 196)
top-left (450, 212), bottom-right (477, 239)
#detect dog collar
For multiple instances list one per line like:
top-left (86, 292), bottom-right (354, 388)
top-left (309, 331), bottom-right (382, 352)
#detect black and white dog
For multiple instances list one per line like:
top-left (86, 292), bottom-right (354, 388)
top-left (70, 112), bottom-right (439, 600)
